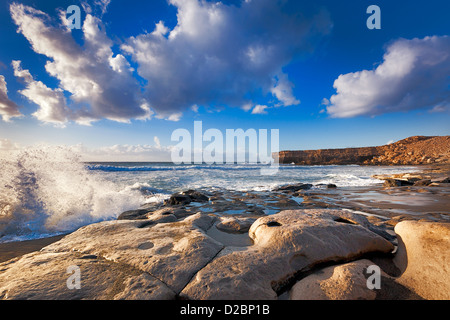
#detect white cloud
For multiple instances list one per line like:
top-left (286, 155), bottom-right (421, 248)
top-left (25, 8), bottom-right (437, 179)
top-left (326, 36), bottom-right (450, 118)
top-left (13, 60), bottom-right (69, 126)
top-left (77, 143), bottom-right (173, 162)
top-left (9, 1), bottom-right (331, 124)
top-left (167, 112), bottom-right (183, 122)
top-left (10, 3), bottom-right (150, 125)
top-left (123, 0), bottom-right (331, 116)
top-left (251, 105), bottom-right (269, 115)
top-left (0, 75), bottom-right (22, 122)
top-left (153, 136), bottom-right (161, 148)
top-left (190, 104), bottom-right (199, 113)
top-left (270, 73), bottom-right (300, 107)
top-left (429, 102), bottom-right (449, 113)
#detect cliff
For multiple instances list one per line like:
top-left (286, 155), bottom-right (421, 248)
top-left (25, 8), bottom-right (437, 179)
top-left (278, 136), bottom-right (450, 165)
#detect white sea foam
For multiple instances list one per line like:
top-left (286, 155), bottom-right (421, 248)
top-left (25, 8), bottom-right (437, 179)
top-left (0, 145), bottom-right (145, 242)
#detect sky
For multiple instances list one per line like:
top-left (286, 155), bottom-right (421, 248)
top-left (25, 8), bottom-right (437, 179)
top-left (0, 0), bottom-right (449, 161)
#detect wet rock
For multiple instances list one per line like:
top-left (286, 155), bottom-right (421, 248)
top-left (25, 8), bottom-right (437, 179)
top-left (413, 179), bottom-right (431, 186)
top-left (431, 177), bottom-right (450, 183)
top-left (182, 190), bottom-right (210, 202)
top-left (383, 179), bottom-right (414, 187)
top-left (327, 184), bottom-right (337, 189)
top-left (274, 183), bottom-right (313, 193)
top-left (117, 209), bottom-right (151, 220)
top-left (165, 193), bottom-right (192, 205)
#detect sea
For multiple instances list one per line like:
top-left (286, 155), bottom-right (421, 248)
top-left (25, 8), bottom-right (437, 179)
top-left (0, 145), bottom-right (419, 243)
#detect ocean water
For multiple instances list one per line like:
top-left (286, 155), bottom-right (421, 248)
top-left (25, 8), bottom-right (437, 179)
top-left (0, 145), bottom-right (419, 243)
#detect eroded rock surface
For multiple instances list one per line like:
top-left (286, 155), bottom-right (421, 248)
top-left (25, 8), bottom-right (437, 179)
top-left (180, 210), bottom-right (394, 300)
top-left (394, 220), bottom-right (450, 300)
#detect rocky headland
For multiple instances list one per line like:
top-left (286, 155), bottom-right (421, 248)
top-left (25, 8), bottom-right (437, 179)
top-left (279, 136), bottom-right (450, 166)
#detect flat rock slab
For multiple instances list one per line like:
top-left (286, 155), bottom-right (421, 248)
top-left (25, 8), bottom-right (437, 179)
top-left (181, 209), bottom-right (394, 300)
top-left (0, 251), bottom-right (175, 300)
top-left (40, 213), bottom-right (222, 294)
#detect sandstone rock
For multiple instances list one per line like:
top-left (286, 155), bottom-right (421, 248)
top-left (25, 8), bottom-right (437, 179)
top-left (0, 251), bottom-right (175, 300)
top-left (279, 136), bottom-right (449, 166)
top-left (394, 221), bottom-right (450, 300)
top-left (40, 213), bottom-right (222, 294)
top-left (289, 259), bottom-right (378, 300)
top-left (180, 209), bottom-right (394, 300)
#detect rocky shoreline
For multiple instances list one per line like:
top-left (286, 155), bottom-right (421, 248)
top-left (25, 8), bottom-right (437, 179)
top-left (0, 165), bottom-right (449, 300)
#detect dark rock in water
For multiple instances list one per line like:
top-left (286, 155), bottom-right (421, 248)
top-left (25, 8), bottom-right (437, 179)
top-left (166, 193), bottom-right (192, 205)
top-left (431, 177), bottom-right (450, 183)
top-left (117, 209), bottom-right (151, 220)
top-left (182, 190), bottom-right (209, 202)
top-left (413, 179), bottom-right (431, 186)
top-left (327, 184), bottom-right (337, 189)
top-left (274, 183), bottom-right (313, 192)
top-left (383, 179), bottom-right (414, 187)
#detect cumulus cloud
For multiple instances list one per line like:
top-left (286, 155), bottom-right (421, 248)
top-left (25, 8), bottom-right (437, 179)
top-left (123, 0), bottom-right (331, 117)
top-left (10, 2), bottom-right (150, 125)
top-left (13, 60), bottom-right (69, 125)
top-left (326, 36), bottom-right (450, 118)
top-left (8, 0), bottom-right (331, 124)
top-left (0, 75), bottom-right (22, 122)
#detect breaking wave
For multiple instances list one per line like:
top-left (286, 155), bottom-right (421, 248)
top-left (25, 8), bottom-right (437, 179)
top-left (0, 146), bottom-right (145, 242)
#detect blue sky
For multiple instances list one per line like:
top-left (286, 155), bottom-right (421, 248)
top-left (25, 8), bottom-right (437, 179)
top-left (0, 0), bottom-right (449, 160)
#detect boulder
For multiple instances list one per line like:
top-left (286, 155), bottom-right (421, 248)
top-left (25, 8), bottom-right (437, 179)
top-left (216, 217), bottom-right (256, 234)
top-left (165, 193), bottom-right (192, 205)
top-left (394, 221), bottom-right (450, 300)
top-left (289, 259), bottom-right (378, 300)
top-left (383, 179), bottom-right (414, 187)
top-left (182, 190), bottom-right (210, 202)
top-left (274, 183), bottom-right (313, 192)
top-left (180, 209), bottom-right (394, 300)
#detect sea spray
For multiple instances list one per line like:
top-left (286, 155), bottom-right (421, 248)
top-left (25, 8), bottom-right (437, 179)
top-left (0, 145), bottom-right (145, 242)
